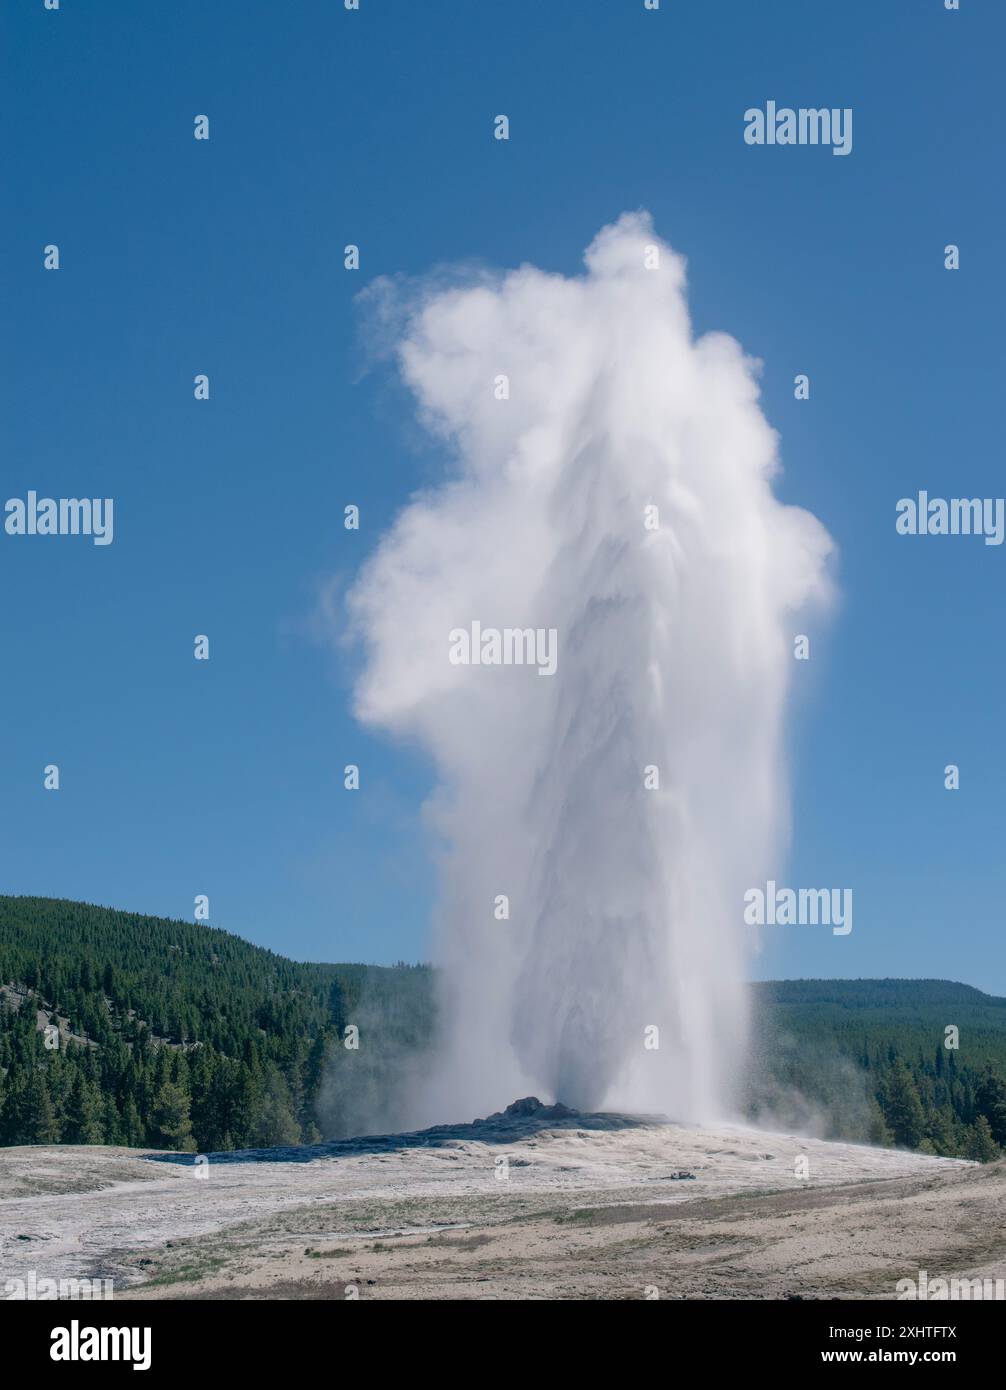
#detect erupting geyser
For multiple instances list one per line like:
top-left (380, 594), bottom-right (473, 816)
top-left (348, 212), bottom-right (833, 1127)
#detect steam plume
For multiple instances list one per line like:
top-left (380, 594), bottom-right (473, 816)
top-left (348, 212), bottom-right (833, 1125)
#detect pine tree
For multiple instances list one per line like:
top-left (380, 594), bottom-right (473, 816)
top-left (926, 1106), bottom-right (957, 1157)
top-left (121, 1096), bottom-right (145, 1148)
top-left (63, 1073), bottom-right (105, 1144)
top-left (11, 1069), bottom-right (58, 1144)
top-left (150, 1081), bottom-right (196, 1151)
top-left (251, 1065), bottom-right (301, 1148)
top-left (966, 1115), bottom-right (1001, 1163)
top-left (868, 1099), bottom-right (894, 1147)
top-left (882, 1061), bottom-right (927, 1149)
top-left (974, 1064), bottom-right (1006, 1146)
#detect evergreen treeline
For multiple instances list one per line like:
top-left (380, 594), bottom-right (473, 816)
top-left (0, 896), bottom-right (431, 1152)
top-left (3, 899), bottom-right (1004, 1162)
top-left (750, 978), bottom-right (1006, 1162)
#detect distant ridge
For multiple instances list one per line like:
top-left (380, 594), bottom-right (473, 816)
top-left (755, 978), bottom-right (1004, 1007)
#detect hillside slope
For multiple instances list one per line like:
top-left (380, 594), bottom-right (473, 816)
top-left (749, 978), bottom-right (1006, 1158)
top-left (0, 896), bottom-right (432, 1151)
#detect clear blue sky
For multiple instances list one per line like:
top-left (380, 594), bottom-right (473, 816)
top-left (2, 0), bottom-right (1003, 991)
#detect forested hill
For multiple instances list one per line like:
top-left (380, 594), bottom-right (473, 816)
top-left (1, 897), bottom-right (1004, 1162)
top-left (750, 978), bottom-right (1006, 1160)
top-left (0, 896), bottom-right (432, 1151)
top-left (757, 977), bottom-right (1006, 1014)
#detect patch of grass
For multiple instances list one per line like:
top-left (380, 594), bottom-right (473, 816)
top-left (142, 1251), bottom-right (229, 1288)
top-left (424, 1233), bottom-right (493, 1251)
top-left (556, 1203), bottom-right (678, 1227)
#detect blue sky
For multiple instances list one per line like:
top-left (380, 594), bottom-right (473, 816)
top-left (2, 0), bottom-right (1003, 991)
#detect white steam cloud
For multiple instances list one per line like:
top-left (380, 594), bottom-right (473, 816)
top-left (347, 212), bottom-right (833, 1126)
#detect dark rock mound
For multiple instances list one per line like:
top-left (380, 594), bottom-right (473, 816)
top-left (490, 1096), bottom-right (578, 1122)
